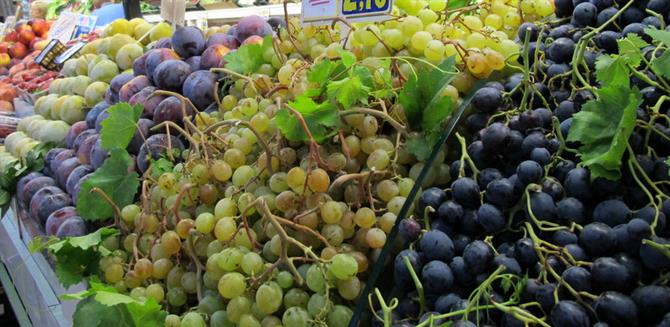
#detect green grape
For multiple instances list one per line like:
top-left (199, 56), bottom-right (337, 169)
top-left (181, 312), bottom-right (206, 327)
top-left (379, 212), bottom-right (397, 234)
top-left (181, 271), bottom-right (198, 293)
top-left (275, 191), bottom-right (298, 213)
top-left (268, 173), bottom-right (288, 193)
top-left (337, 276), bottom-right (361, 300)
top-left (166, 266), bottom-right (185, 288)
top-left (255, 282), bottom-right (283, 314)
top-left (134, 258), bottom-right (153, 280)
top-left (176, 219), bottom-right (195, 239)
top-left (354, 207), bottom-right (376, 228)
top-left (233, 165), bottom-right (256, 187)
top-left (218, 247), bottom-right (244, 271)
top-left (104, 263), bottom-right (124, 283)
top-left (215, 198), bottom-right (238, 219)
top-left (305, 264), bottom-right (327, 294)
top-left (320, 201), bottom-right (343, 224)
top-left (376, 180), bottom-right (399, 202)
top-left (307, 293), bottom-right (331, 318)
top-left (121, 204), bottom-right (141, 224)
top-left (224, 148), bottom-right (246, 168)
top-left (210, 310), bottom-right (235, 327)
top-left (329, 254), bottom-right (358, 280)
top-left (283, 288), bottom-right (309, 309)
top-left (207, 240), bottom-right (224, 257)
top-left (233, 138), bottom-right (253, 154)
top-left (237, 192), bottom-right (257, 216)
top-left (321, 224), bottom-right (344, 246)
top-left (212, 160), bottom-right (233, 182)
top-left (239, 314), bottom-right (261, 327)
top-left (251, 302), bottom-right (267, 321)
top-left (399, 16), bottom-right (423, 37)
top-left (160, 230), bottom-right (181, 255)
top-left (206, 254), bottom-right (225, 280)
top-left (276, 271), bottom-right (294, 289)
top-left (167, 287), bottom-right (187, 306)
top-left (424, 39), bottom-right (446, 63)
top-left (277, 65), bottom-right (295, 85)
top-left (387, 196), bottom-right (408, 215)
top-left (418, 9), bottom-right (438, 25)
top-left (222, 95), bottom-right (238, 111)
top-left (286, 167), bottom-right (306, 193)
top-left (241, 252), bottom-right (264, 275)
top-left (164, 314), bottom-right (180, 327)
top-left (327, 305), bottom-right (353, 327)
top-left (397, 178), bottom-right (414, 197)
top-left (227, 296), bottom-right (252, 323)
top-left (366, 228), bottom-right (387, 248)
top-left (250, 112), bottom-right (270, 133)
top-left (215, 216), bottom-right (237, 242)
top-left (101, 235), bottom-right (119, 251)
top-left (125, 270), bottom-right (142, 289)
top-left (428, 0), bottom-right (446, 11)
top-left (234, 226), bottom-right (257, 249)
top-left (195, 212), bottom-right (216, 234)
top-left (198, 294), bottom-right (225, 315)
top-left (282, 307), bottom-right (311, 327)
top-left (218, 272), bottom-right (247, 299)
top-left (260, 316), bottom-right (282, 327)
top-left (191, 163), bottom-right (209, 185)
top-left (534, 0), bottom-right (554, 16)
top-left (146, 283), bottom-right (165, 302)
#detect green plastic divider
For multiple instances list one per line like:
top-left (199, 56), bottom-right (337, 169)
top-left (349, 81), bottom-right (486, 327)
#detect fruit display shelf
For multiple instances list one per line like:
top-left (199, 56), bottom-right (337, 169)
top-left (143, 3), bottom-right (301, 26)
top-left (0, 199), bottom-right (86, 327)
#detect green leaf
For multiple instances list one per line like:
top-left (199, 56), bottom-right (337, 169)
top-left (0, 188), bottom-right (8, 207)
top-left (71, 281), bottom-right (166, 327)
top-left (405, 137), bottom-right (431, 161)
top-left (567, 85), bottom-right (643, 180)
top-left (45, 227), bottom-right (119, 287)
top-left (327, 75), bottom-right (372, 108)
top-left (595, 55), bottom-right (630, 88)
top-left (149, 157), bottom-right (174, 179)
top-left (645, 27), bottom-right (670, 45)
top-left (448, 0), bottom-right (469, 9)
top-left (275, 96), bottom-right (338, 143)
top-left (307, 59), bottom-right (339, 85)
top-left (617, 34), bottom-right (647, 64)
top-left (224, 35), bottom-right (272, 75)
top-left (76, 149), bottom-right (139, 221)
top-left (337, 49), bottom-right (357, 68)
top-left (398, 58), bottom-right (457, 139)
top-left (651, 51), bottom-right (670, 80)
top-left (100, 102), bottom-right (143, 151)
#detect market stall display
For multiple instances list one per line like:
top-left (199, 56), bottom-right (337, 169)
top-left (1, 0), bottom-right (670, 326)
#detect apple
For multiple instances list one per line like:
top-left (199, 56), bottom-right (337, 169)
top-left (19, 29), bottom-right (35, 46)
top-left (4, 31), bottom-right (18, 43)
top-left (9, 42), bottom-right (28, 59)
top-left (0, 53), bottom-right (9, 67)
top-left (28, 19), bottom-right (49, 37)
top-left (0, 43), bottom-right (8, 54)
top-left (31, 39), bottom-right (48, 51)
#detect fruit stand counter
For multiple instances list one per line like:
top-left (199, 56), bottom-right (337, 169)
top-left (0, 201), bottom-right (86, 327)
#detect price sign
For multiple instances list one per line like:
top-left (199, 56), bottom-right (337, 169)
top-left (341, 0), bottom-right (391, 17)
top-left (302, 0), bottom-right (339, 25)
top-left (48, 12), bottom-right (97, 43)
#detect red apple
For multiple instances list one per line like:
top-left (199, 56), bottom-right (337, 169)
top-left (28, 19), bottom-right (49, 37)
top-left (0, 43), bottom-right (8, 54)
top-left (18, 29), bottom-right (35, 46)
top-left (4, 31), bottom-right (18, 43)
top-left (8, 42), bottom-right (27, 59)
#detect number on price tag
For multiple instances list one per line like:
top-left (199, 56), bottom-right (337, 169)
top-left (342, 0), bottom-right (390, 16)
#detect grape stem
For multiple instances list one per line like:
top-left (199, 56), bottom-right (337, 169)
top-left (456, 132), bottom-right (480, 179)
top-left (185, 230), bottom-right (204, 301)
top-left (210, 68), bottom-right (260, 94)
top-left (256, 197), bottom-right (304, 285)
top-left (402, 255), bottom-right (427, 315)
top-left (282, 0), bottom-right (307, 58)
top-left (283, 102), bottom-right (330, 169)
top-left (89, 187), bottom-right (128, 234)
top-left (172, 183), bottom-right (195, 225)
top-left (203, 120), bottom-right (275, 174)
top-left (343, 107), bottom-right (407, 134)
top-left (371, 288), bottom-right (398, 326)
top-left (150, 121), bottom-right (201, 157)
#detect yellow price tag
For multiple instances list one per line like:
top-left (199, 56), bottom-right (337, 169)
top-left (342, 0), bottom-right (390, 15)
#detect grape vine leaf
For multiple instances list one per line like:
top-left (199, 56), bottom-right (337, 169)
top-left (31, 227), bottom-right (118, 287)
top-left (338, 49), bottom-right (357, 68)
top-left (149, 157), bottom-right (174, 179)
top-left (652, 52), bottom-right (670, 80)
top-left (398, 58), bottom-right (457, 148)
top-left (100, 102), bottom-right (143, 151)
top-left (567, 85), bottom-right (643, 180)
top-left (595, 55), bottom-right (630, 88)
top-left (224, 35), bottom-right (273, 75)
top-left (77, 149), bottom-right (139, 221)
top-left (449, 0), bottom-right (470, 9)
top-left (70, 279), bottom-right (166, 327)
top-left (275, 95), bottom-right (338, 143)
top-left (327, 74), bottom-right (372, 108)
top-left (645, 28), bottom-right (670, 45)
top-left (617, 34), bottom-right (647, 65)
top-left (308, 59), bottom-right (339, 85)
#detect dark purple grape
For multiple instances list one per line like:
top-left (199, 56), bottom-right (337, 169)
top-left (421, 260), bottom-right (453, 294)
top-left (398, 218), bottom-right (421, 242)
top-left (451, 178), bottom-right (480, 208)
top-left (420, 230), bottom-right (455, 262)
top-left (594, 292), bottom-right (638, 327)
top-left (462, 240), bottom-right (493, 274)
top-left (551, 300), bottom-right (590, 327)
top-left (579, 222), bottom-right (615, 257)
